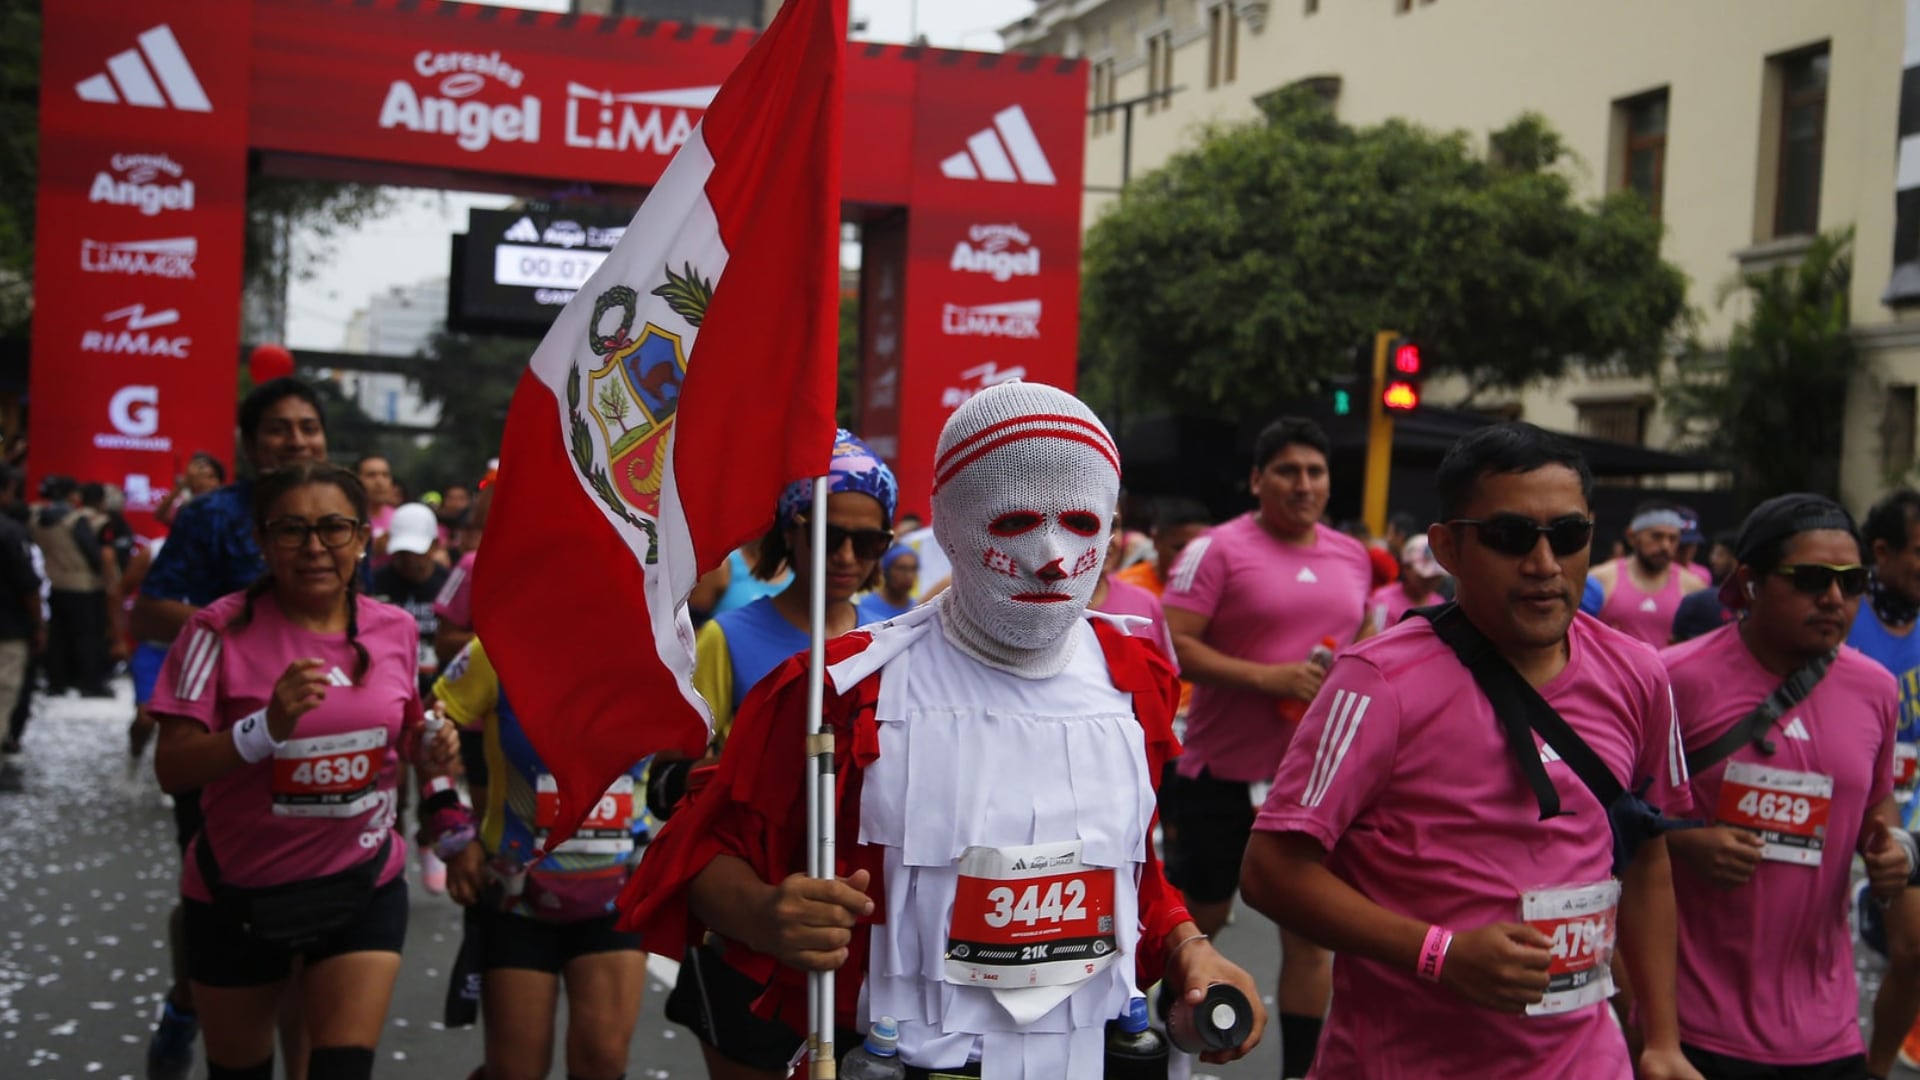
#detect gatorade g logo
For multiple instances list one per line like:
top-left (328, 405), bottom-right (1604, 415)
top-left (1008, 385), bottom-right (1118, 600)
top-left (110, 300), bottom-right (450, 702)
top-left (110, 385), bottom-right (159, 436)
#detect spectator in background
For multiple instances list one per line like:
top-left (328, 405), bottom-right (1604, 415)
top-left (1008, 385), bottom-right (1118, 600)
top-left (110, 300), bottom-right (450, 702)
top-left (371, 502), bottom-right (452, 893)
top-left (1581, 501), bottom-right (1711, 647)
top-left (356, 455), bottom-right (400, 570)
top-left (154, 453), bottom-right (227, 529)
top-left (1670, 530), bottom-right (1740, 644)
top-left (1383, 511), bottom-right (1419, 565)
top-left (855, 544), bottom-right (918, 625)
top-left (1369, 535), bottom-right (1448, 629)
top-left (0, 464), bottom-right (46, 755)
top-left (34, 478), bottom-right (118, 697)
top-left (436, 483), bottom-right (472, 558)
top-left (1116, 498), bottom-right (1212, 598)
top-left (432, 483), bottom-right (491, 671)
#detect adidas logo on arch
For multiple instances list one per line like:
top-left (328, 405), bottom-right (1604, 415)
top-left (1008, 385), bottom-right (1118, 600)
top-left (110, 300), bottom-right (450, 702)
top-left (75, 25), bottom-right (211, 112)
top-left (940, 106), bottom-right (1056, 185)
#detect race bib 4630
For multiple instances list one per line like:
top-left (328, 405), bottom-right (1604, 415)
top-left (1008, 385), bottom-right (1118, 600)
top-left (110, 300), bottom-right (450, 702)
top-left (945, 841), bottom-right (1118, 990)
top-left (1715, 761), bottom-right (1833, 866)
top-left (1520, 880), bottom-right (1619, 1018)
top-left (272, 728), bottom-right (386, 819)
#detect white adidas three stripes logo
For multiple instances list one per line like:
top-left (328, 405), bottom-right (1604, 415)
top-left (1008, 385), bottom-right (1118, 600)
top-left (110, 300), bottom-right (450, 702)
top-left (939, 106), bottom-right (1056, 186)
top-left (75, 25), bottom-right (211, 113)
top-left (1301, 689), bottom-right (1371, 808)
top-left (176, 627), bottom-right (222, 703)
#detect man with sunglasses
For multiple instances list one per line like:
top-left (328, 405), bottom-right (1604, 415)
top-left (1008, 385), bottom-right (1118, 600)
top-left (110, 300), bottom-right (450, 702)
top-left (1583, 502), bottom-right (1712, 648)
top-left (1851, 490), bottom-right (1920, 1078)
top-left (1240, 422), bottom-right (1698, 1079)
top-left (1661, 494), bottom-right (1909, 1079)
top-left (1160, 416), bottom-right (1374, 1079)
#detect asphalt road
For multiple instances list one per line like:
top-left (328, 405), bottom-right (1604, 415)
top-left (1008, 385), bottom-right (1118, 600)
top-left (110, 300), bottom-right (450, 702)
top-left (0, 682), bottom-right (1287, 1080)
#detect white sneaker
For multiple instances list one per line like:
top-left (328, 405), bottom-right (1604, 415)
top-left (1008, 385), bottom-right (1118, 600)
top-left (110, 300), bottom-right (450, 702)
top-left (421, 849), bottom-right (448, 894)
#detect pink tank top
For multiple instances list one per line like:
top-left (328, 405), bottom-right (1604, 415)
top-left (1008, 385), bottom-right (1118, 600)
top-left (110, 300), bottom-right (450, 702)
top-left (1599, 557), bottom-right (1685, 647)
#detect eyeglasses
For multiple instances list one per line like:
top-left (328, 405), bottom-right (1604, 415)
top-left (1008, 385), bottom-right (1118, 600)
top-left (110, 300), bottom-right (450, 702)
top-left (1446, 514), bottom-right (1594, 558)
top-left (794, 516), bottom-right (894, 561)
top-left (264, 515), bottom-right (364, 551)
top-left (1771, 563), bottom-right (1869, 598)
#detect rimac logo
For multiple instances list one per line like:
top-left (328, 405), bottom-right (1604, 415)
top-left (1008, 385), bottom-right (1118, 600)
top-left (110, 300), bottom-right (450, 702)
top-left (75, 25), bottom-right (211, 112)
top-left (564, 82), bottom-right (718, 157)
top-left (96, 385), bottom-right (171, 451)
top-left (941, 361), bottom-right (1026, 408)
top-left (939, 106), bottom-right (1056, 186)
top-left (91, 153), bottom-right (194, 216)
top-left (81, 305), bottom-right (191, 359)
top-left (951, 223), bottom-right (1040, 282)
top-left (80, 236), bottom-right (197, 280)
top-left (941, 299), bottom-right (1041, 339)
top-left (379, 50), bottom-right (539, 152)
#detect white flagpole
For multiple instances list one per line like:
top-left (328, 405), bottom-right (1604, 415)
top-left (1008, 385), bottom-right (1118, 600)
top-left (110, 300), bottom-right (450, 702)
top-left (805, 476), bottom-right (837, 1079)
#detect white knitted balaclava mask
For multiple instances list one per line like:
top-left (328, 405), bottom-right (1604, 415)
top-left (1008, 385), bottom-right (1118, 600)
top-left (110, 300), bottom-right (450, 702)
top-left (930, 382), bottom-right (1121, 678)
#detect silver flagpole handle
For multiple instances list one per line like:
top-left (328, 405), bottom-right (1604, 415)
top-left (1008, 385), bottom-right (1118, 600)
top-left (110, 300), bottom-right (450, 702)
top-left (805, 476), bottom-right (837, 1078)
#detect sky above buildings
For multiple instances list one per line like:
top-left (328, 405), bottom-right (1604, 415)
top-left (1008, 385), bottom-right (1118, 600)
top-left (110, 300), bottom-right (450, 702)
top-left (284, 0), bottom-right (1037, 350)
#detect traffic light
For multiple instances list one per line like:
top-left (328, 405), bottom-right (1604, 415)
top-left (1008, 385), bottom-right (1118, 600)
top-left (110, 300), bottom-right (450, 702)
top-left (1332, 387), bottom-right (1354, 416)
top-left (1381, 337), bottom-right (1423, 413)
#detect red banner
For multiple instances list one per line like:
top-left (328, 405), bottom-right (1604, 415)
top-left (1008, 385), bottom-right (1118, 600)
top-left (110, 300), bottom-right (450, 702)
top-left (32, 2), bottom-right (251, 523)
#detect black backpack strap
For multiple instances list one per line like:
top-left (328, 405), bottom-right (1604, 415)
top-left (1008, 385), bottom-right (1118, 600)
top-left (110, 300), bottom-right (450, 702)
top-left (1415, 603), bottom-right (1623, 820)
top-left (1682, 648), bottom-right (1835, 776)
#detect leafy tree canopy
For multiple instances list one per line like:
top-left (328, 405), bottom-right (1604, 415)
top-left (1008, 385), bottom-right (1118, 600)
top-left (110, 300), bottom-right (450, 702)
top-left (1080, 88), bottom-right (1690, 422)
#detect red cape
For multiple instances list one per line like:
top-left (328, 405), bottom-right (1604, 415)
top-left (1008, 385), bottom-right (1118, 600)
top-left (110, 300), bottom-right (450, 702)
top-left (618, 618), bottom-right (1192, 1033)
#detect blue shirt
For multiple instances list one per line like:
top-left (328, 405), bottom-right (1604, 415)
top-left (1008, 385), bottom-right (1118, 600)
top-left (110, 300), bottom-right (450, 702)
top-left (711, 548), bottom-right (791, 615)
top-left (856, 593), bottom-right (915, 626)
top-left (1848, 607), bottom-right (1920, 824)
top-left (142, 480), bottom-right (263, 607)
top-left (711, 596), bottom-right (809, 712)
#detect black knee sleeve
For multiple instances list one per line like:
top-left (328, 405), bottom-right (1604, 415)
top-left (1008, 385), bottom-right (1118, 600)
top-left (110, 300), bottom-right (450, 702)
top-left (308, 1045), bottom-right (376, 1080)
top-left (207, 1059), bottom-right (273, 1080)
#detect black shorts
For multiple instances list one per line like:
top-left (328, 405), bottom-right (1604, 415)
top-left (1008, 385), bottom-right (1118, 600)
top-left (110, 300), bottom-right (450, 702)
top-left (185, 876), bottom-right (408, 988)
top-left (472, 905), bottom-right (640, 975)
top-left (170, 789), bottom-right (204, 854)
top-left (1681, 1046), bottom-right (1867, 1080)
top-left (664, 940), bottom-right (860, 1073)
top-left (1158, 765), bottom-right (1255, 904)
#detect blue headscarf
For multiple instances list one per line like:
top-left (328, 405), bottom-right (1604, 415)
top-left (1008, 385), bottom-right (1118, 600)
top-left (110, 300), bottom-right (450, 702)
top-left (776, 429), bottom-right (898, 527)
top-left (880, 543), bottom-right (915, 573)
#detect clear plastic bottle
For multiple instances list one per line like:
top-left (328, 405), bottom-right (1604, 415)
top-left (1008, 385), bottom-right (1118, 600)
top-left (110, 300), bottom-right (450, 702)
top-left (842, 1016), bottom-right (906, 1080)
top-left (1106, 997), bottom-right (1170, 1080)
top-left (1278, 636), bottom-right (1342, 723)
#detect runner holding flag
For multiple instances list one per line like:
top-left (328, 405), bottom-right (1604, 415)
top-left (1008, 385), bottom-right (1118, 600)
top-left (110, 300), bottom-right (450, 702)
top-left (471, 0), bottom-right (844, 848)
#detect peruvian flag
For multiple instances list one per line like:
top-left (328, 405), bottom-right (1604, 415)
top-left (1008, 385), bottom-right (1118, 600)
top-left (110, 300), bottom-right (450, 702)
top-left (473, 0), bottom-right (843, 849)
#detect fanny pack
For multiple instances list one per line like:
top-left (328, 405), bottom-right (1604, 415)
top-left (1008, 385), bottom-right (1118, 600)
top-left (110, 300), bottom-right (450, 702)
top-left (195, 830), bottom-right (392, 946)
top-left (1414, 603), bottom-right (1698, 875)
top-left (521, 863), bottom-right (631, 923)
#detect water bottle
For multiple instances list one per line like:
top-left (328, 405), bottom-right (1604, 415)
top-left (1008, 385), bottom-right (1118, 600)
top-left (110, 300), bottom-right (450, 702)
top-left (1278, 637), bottom-right (1341, 723)
top-left (842, 1016), bottom-right (906, 1080)
top-left (1105, 997), bottom-right (1169, 1080)
top-left (1166, 983), bottom-right (1254, 1056)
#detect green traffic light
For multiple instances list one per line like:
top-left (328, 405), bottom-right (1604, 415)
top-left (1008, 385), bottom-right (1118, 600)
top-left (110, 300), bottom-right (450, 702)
top-left (1333, 389), bottom-right (1352, 416)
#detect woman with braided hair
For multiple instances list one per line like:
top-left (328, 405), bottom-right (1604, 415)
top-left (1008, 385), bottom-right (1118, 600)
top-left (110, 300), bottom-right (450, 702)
top-left (152, 462), bottom-right (459, 1080)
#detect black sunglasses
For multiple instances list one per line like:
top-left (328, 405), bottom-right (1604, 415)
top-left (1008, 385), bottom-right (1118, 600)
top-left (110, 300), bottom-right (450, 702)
top-left (794, 516), bottom-right (894, 561)
top-left (1771, 563), bottom-right (1869, 598)
top-left (1447, 514), bottom-right (1594, 558)
top-left (264, 515), bottom-right (364, 551)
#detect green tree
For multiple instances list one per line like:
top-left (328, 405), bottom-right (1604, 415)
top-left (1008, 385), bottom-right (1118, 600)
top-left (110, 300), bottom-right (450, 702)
top-left (1663, 228), bottom-right (1859, 508)
top-left (0, 0), bottom-right (41, 340)
top-left (1080, 88), bottom-right (1689, 423)
top-left (409, 330), bottom-right (530, 488)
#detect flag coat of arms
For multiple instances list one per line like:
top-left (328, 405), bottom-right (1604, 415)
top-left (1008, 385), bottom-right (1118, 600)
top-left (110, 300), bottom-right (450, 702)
top-left (474, 0), bottom-right (844, 850)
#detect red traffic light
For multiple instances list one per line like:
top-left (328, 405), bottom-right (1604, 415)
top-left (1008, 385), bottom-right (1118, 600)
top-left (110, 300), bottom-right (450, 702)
top-left (1382, 380), bottom-right (1421, 411)
top-left (1392, 341), bottom-right (1423, 376)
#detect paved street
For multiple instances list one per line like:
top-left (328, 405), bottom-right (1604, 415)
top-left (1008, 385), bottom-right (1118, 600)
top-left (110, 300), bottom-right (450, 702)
top-left (0, 683), bottom-right (1287, 1079)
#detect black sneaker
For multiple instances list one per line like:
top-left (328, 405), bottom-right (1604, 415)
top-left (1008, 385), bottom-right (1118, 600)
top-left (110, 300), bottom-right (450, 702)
top-left (146, 998), bottom-right (197, 1080)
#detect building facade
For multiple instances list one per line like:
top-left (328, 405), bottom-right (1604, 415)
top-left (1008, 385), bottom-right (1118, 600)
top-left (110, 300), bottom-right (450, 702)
top-left (1003, 0), bottom-right (1920, 511)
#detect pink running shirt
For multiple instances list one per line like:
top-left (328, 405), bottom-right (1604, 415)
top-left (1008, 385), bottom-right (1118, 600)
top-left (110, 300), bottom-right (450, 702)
top-left (151, 590), bottom-right (423, 900)
top-left (1661, 624), bottom-right (1897, 1064)
top-left (1597, 558), bottom-right (1687, 647)
top-left (1254, 613), bottom-right (1690, 1079)
top-left (434, 549), bottom-right (478, 629)
top-left (368, 504), bottom-right (397, 571)
top-left (1162, 515), bottom-right (1372, 782)
top-left (1369, 581), bottom-right (1434, 632)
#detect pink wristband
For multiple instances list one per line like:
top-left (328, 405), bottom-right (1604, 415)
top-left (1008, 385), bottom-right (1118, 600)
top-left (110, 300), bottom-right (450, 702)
top-left (1417, 925), bottom-right (1453, 983)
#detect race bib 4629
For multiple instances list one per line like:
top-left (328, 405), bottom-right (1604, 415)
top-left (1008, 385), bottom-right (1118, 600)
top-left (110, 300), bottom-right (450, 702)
top-left (1715, 761), bottom-right (1834, 866)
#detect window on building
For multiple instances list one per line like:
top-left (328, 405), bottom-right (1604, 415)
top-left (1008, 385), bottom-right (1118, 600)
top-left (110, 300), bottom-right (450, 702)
top-left (1773, 46), bottom-right (1829, 237)
top-left (1306, 0), bottom-right (1319, 13)
top-left (1091, 59), bottom-right (1116, 136)
top-left (1577, 400), bottom-right (1648, 447)
top-left (1208, 5), bottom-right (1239, 89)
top-left (1885, 385), bottom-right (1918, 479)
top-left (1147, 31), bottom-right (1173, 113)
top-left (1396, 0), bottom-right (1414, 13)
top-left (1618, 88), bottom-right (1669, 219)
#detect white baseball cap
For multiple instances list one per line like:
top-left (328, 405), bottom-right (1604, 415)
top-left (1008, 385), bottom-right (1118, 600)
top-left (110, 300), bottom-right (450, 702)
top-left (387, 503), bottom-right (439, 556)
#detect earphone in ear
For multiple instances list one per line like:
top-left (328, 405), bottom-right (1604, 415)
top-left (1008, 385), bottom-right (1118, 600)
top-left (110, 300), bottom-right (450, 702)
top-left (1745, 581), bottom-right (1757, 599)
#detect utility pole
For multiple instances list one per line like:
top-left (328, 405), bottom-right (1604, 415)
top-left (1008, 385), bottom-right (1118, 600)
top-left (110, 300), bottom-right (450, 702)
top-left (1362, 330), bottom-right (1396, 537)
top-left (1086, 85), bottom-right (1185, 192)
